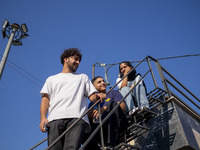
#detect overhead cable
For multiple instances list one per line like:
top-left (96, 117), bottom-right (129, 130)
top-left (1, 53), bottom-right (200, 88)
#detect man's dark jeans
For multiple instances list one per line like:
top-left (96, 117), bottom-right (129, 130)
top-left (48, 118), bottom-right (86, 150)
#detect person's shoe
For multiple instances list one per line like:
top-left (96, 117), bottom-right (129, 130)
top-left (103, 146), bottom-right (113, 150)
top-left (140, 105), bottom-right (149, 110)
top-left (128, 107), bottom-right (138, 115)
top-left (103, 143), bottom-right (114, 150)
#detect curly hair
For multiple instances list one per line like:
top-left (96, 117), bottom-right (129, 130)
top-left (60, 48), bottom-right (82, 65)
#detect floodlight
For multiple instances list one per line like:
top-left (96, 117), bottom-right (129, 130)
top-left (1, 29), bottom-right (7, 39)
top-left (13, 40), bottom-right (22, 46)
top-left (21, 24), bottom-right (28, 33)
top-left (20, 33), bottom-right (29, 39)
top-left (2, 19), bottom-right (9, 29)
top-left (0, 19), bottom-right (30, 80)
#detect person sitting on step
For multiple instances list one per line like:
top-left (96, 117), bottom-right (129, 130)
top-left (116, 61), bottom-right (149, 115)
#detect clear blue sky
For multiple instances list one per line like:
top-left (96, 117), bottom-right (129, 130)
top-left (0, 1), bottom-right (200, 149)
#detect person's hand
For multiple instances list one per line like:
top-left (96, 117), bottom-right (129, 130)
top-left (40, 118), bottom-right (49, 132)
top-left (92, 109), bottom-right (99, 119)
top-left (124, 66), bottom-right (132, 76)
top-left (88, 108), bottom-right (96, 118)
top-left (96, 93), bottom-right (106, 102)
top-left (92, 106), bottom-right (107, 119)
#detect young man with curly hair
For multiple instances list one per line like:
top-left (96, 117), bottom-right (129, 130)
top-left (39, 48), bottom-right (106, 150)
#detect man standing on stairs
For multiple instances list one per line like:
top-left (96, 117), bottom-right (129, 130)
top-left (39, 48), bottom-right (106, 150)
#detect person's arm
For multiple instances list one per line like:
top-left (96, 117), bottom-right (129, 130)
top-left (114, 90), bottom-right (126, 113)
top-left (88, 92), bottom-right (106, 103)
top-left (120, 76), bottom-right (128, 89)
top-left (119, 101), bottom-right (126, 113)
top-left (120, 66), bottom-right (132, 89)
top-left (92, 106), bottom-right (107, 119)
top-left (39, 94), bottom-right (49, 132)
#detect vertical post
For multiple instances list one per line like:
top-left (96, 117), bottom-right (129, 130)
top-left (0, 29), bottom-right (16, 80)
top-left (92, 64), bottom-right (95, 79)
top-left (98, 102), bottom-right (105, 149)
top-left (147, 57), bottom-right (158, 88)
top-left (155, 60), bottom-right (172, 97)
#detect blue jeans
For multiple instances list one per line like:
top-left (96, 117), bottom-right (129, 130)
top-left (120, 87), bottom-right (135, 112)
top-left (120, 86), bottom-right (149, 111)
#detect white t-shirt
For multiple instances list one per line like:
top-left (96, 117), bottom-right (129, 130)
top-left (40, 73), bottom-right (97, 125)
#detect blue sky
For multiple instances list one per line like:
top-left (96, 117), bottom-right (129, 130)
top-left (0, 1), bottom-right (200, 150)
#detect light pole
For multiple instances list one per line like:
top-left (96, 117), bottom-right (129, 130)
top-left (0, 19), bottom-right (29, 80)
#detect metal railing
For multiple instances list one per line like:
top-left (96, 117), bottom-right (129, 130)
top-left (30, 56), bottom-right (200, 149)
top-left (93, 56), bottom-right (200, 115)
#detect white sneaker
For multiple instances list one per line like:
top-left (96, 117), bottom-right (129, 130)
top-left (140, 105), bottom-right (149, 110)
top-left (128, 107), bottom-right (138, 115)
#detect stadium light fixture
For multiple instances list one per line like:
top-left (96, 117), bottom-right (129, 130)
top-left (21, 24), bottom-right (28, 33)
top-left (0, 19), bottom-right (29, 80)
top-left (2, 19), bottom-right (9, 29)
top-left (13, 40), bottom-right (23, 46)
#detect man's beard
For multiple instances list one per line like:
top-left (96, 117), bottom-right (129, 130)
top-left (68, 62), bottom-right (78, 72)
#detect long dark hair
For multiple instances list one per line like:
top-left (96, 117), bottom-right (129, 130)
top-left (119, 61), bottom-right (136, 81)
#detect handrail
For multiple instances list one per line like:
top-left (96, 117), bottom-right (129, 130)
top-left (92, 55), bottom-right (199, 114)
top-left (29, 98), bottom-right (102, 150)
top-left (71, 55), bottom-right (200, 149)
top-left (147, 57), bottom-right (158, 88)
top-left (161, 65), bottom-right (200, 103)
top-left (30, 57), bottom-right (148, 150)
top-left (31, 55), bottom-right (200, 149)
top-left (166, 79), bottom-right (200, 109)
top-left (81, 68), bottom-right (150, 149)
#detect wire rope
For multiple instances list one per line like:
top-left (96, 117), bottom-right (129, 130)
top-left (0, 53), bottom-right (199, 88)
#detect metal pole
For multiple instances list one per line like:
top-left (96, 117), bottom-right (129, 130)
top-left (147, 57), bottom-right (158, 88)
top-left (98, 102), bottom-right (105, 149)
top-left (0, 29), bottom-right (16, 80)
top-left (155, 60), bottom-right (172, 97)
top-left (92, 64), bottom-right (95, 79)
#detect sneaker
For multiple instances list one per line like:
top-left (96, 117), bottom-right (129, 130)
top-left (140, 105), bottom-right (149, 110)
top-left (128, 107), bottom-right (138, 115)
top-left (103, 146), bottom-right (113, 150)
top-left (103, 143), bottom-right (114, 150)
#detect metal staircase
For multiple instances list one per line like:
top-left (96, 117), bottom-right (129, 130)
top-left (114, 87), bottom-right (166, 150)
top-left (29, 56), bottom-right (200, 150)
top-left (90, 56), bottom-right (200, 150)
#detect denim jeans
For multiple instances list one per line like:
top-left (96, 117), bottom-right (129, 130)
top-left (120, 87), bottom-right (135, 112)
top-left (120, 86), bottom-right (149, 111)
top-left (48, 118), bottom-right (86, 150)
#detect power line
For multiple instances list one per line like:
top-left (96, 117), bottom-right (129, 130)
top-left (0, 54), bottom-right (43, 82)
top-left (7, 58), bottom-right (43, 83)
top-left (6, 63), bottom-right (42, 88)
top-left (0, 54), bottom-right (43, 88)
top-left (157, 53), bottom-right (200, 61)
top-left (94, 53), bottom-right (200, 86)
top-left (0, 53), bottom-right (200, 88)
top-left (95, 53), bottom-right (200, 67)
